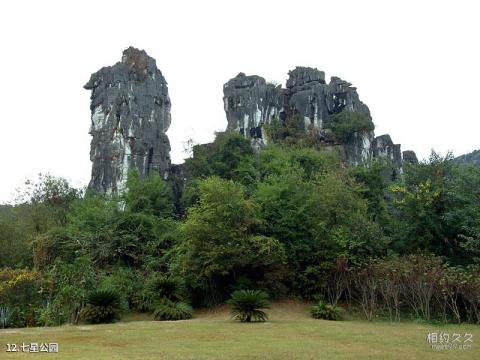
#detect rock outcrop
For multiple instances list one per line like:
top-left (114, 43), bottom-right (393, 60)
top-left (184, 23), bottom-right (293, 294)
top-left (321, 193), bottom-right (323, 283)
top-left (85, 47), bottom-right (172, 195)
top-left (402, 150), bottom-right (419, 164)
top-left (372, 135), bottom-right (402, 166)
top-left (223, 73), bottom-right (283, 150)
top-left (284, 68), bottom-right (371, 131)
top-left (223, 67), bottom-right (417, 167)
top-left (84, 50), bottom-right (419, 196)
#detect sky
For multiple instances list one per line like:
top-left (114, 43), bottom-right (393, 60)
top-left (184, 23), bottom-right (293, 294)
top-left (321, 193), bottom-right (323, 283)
top-left (0, 0), bottom-right (479, 203)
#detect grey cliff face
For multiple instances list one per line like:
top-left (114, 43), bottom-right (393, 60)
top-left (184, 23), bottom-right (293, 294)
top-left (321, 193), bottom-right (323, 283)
top-left (223, 73), bottom-right (283, 146)
top-left (402, 150), bottom-right (419, 164)
top-left (85, 47), bottom-right (171, 195)
top-left (223, 66), bottom-right (416, 167)
top-left (285, 68), bottom-right (371, 131)
top-left (372, 135), bottom-right (402, 166)
top-left (344, 131), bottom-right (375, 165)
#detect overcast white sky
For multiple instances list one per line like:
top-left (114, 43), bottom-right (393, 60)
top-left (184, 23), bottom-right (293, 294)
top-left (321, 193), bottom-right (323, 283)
top-left (0, 0), bottom-right (479, 203)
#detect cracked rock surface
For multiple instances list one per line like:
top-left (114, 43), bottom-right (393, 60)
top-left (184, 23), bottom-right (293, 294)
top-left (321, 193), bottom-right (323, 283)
top-left (85, 47), bottom-right (171, 195)
top-left (223, 67), bottom-right (416, 167)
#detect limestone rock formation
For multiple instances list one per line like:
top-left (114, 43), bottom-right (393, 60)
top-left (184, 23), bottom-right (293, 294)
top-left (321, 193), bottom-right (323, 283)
top-left (85, 47), bottom-right (172, 195)
top-left (223, 67), bottom-right (416, 167)
top-left (402, 150), bottom-right (419, 164)
top-left (223, 73), bottom-right (283, 149)
top-left (285, 68), bottom-right (371, 131)
top-left (373, 135), bottom-right (402, 166)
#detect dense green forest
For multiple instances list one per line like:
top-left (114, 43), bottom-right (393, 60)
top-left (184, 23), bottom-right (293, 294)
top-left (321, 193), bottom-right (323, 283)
top-left (1, 131), bottom-right (480, 327)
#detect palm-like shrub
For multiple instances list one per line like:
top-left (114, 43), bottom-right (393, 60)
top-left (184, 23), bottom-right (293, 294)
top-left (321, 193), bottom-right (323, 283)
top-left (80, 289), bottom-right (123, 324)
top-left (135, 275), bottom-right (184, 312)
top-left (310, 301), bottom-right (342, 321)
top-left (228, 290), bottom-right (271, 322)
top-left (0, 306), bottom-right (12, 328)
top-left (134, 290), bottom-right (157, 313)
top-left (149, 275), bottom-right (184, 302)
top-left (153, 300), bottom-right (193, 321)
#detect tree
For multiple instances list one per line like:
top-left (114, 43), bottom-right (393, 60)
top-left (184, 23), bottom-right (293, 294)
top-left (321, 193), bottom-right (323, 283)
top-left (390, 151), bottom-right (480, 263)
top-left (174, 176), bottom-right (286, 306)
top-left (43, 257), bottom-right (96, 325)
top-left (325, 109), bottom-right (374, 143)
top-left (123, 170), bottom-right (174, 218)
top-left (0, 174), bottom-right (80, 268)
top-left (184, 131), bottom-right (253, 180)
top-left (254, 166), bottom-right (387, 298)
top-left (264, 114), bottom-right (306, 144)
top-left (15, 173), bottom-right (80, 229)
top-left (349, 158), bottom-right (391, 221)
top-left (0, 206), bottom-right (32, 267)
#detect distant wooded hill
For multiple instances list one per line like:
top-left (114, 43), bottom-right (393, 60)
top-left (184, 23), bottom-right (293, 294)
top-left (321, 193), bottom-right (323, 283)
top-left (456, 149), bottom-right (480, 165)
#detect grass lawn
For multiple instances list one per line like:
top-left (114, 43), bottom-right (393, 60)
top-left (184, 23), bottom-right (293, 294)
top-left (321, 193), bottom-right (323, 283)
top-left (0, 301), bottom-right (478, 359)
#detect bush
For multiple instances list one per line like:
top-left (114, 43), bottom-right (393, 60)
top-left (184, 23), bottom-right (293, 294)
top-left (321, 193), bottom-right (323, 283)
top-left (148, 275), bottom-right (184, 302)
top-left (80, 289), bottom-right (123, 324)
top-left (264, 114), bottom-right (305, 144)
top-left (0, 268), bottom-right (42, 327)
top-left (43, 257), bottom-right (97, 325)
top-left (134, 274), bottom-right (184, 312)
top-left (153, 300), bottom-right (193, 321)
top-left (228, 290), bottom-right (271, 322)
top-left (98, 268), bottom-right (139, 309)
top-left (326, 109), bottom-right (374, 143)
top-left (79, 305), bottom-right (120, 324)
top-left (311, 301), bottom-right (342, 320)
top-left (133, 290), bottom-right (157, 313)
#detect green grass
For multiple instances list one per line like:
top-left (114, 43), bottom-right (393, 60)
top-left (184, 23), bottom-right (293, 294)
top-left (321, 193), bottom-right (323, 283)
top-left (0, 301), bottom-right (478, 359)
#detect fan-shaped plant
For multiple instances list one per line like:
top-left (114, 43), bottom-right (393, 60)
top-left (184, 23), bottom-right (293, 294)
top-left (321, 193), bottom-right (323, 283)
top-left (80, 288), bottom-right (123, 324)
top-left (0, 306), bottom-right (12, 328)
top-left (153, 300), bottom-right (193, 321)
top-left (310, 301), bottom-right (342, 320)
top-left (228, 290), bottom-right (271, 322)
top-left (135, 275), bottom-right (185, 312)
top-left (148, 275), bottom-right (184, 302)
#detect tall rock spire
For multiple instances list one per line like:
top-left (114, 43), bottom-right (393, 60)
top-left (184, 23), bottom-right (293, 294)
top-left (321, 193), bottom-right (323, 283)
top-left (84, 47), bottom-right (172, 195)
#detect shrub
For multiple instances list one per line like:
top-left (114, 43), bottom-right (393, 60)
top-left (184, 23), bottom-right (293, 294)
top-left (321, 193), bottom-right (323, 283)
top-left (88, 288), bottom-right (122, 308)
top-left (461, 265), bottom-right (480, 324)
top-left (148, 275), bottom-right (184, 302)
top-left (264, 114), bottom-right (305, 144)
top-left (326, 109), bottom-right (374, 143)
top-left (98, 268), bottom-right (138, 309)
top-left (153, 300), bottom-right (193, 321)
top-left (134, 274), bottom-right (184, 312)
top-left (311, 301), bottom-right (342, 320)
top-left (228, 290), bottom-right (271, 322)
top-left (133, 290), bottom-right (157, 313)
top-left (0, 268), bottom-right (40, 304)
top-left (80, 289), bottom-right (123, 324)
top-left (400, 254), bottom-right (443, 321)
top-left (351, 263), bottom-right (379, 321)
top-left (43, 257), bottom-right (97, 325)
top-left (0, 268), bottom-right (42, 327)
